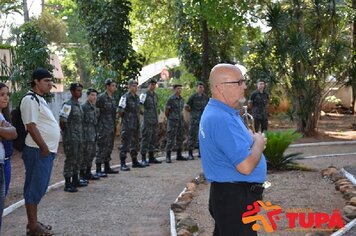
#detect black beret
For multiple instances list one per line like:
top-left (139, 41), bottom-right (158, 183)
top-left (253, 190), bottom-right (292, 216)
top-left (197, 81), bottom-right (205, 86)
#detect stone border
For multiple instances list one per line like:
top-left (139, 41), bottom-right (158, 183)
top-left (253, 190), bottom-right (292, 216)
top-left (322, 166), bottom-right (356, 235)
top-left (170, 173), bottom-right (206, 236)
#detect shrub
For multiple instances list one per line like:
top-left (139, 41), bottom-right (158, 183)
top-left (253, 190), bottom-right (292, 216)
top-left (264, 129), bottom-right (303, 170)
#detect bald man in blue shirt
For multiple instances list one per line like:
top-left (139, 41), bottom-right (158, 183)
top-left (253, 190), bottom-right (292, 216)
top-left (199, 64), bottom-right (267, 236)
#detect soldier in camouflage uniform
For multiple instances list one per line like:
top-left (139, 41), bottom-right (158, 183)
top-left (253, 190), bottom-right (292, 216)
top-left (118, 79), bottom-right (145, 171)
top-left (185, 81), bottom-right (208, 160)
top-left (165, 84), bottom-right (187, 163)
top-left (139, 79), bottom-right (162, 166)
top-left (248, 80), bottom-right (269, 132)
top-left (60, 83), bottom-right (87, 192)
top-left (96, 78), bottom-right (119, 176)
top-left (80, 88), bottom-right (101, 181)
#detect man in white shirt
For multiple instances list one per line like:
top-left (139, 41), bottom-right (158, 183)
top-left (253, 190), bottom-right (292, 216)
top-left (20, 68), bottom-right (60, 236)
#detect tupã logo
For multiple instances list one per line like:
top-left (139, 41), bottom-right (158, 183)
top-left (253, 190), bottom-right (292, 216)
top-left (242, 200), bottom-right (282, 233)
top-left (242, 201), bottom-right (344, 233)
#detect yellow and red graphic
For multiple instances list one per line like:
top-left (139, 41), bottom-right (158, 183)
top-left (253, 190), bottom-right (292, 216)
top-left (242, 201), bottom-right (344, 233)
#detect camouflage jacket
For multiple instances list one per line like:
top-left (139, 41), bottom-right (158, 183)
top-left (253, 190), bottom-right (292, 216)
top-left (166, 94), bottom-right (184, 121)
top-left (249, 90), bottom-right (269, 119)
top-left (59, 98), bottom-right (83, 142)
top-left (140, 90), bottom-right (158, 125)
top-left (186, 93), bottom-right (208, 120)
top-left (96, 91), bottom-right (117, 135)
top-left (82, 101), bottom-right (98, 142)
top-left (118, 92), bottom-right (140, 130)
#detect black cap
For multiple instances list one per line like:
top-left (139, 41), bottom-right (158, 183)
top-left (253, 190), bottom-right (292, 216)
top-left (87, 87), bottom-right (98, 95)
top-left (69, 82), bottom-right (83, 91)
top-left (32, 68), bottom-right (52, 81)
top-left (105, 78), bottom-right (115, 86)
top-left (148, 79), bottom-right (157, 84)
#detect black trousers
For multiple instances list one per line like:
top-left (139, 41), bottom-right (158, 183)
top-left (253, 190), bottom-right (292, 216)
top-left (209, 182), bottom-right (263, 236)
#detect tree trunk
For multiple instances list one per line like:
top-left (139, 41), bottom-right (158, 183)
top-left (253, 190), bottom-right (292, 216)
top-left (201, 19), bottom-right (210, 86)
top-left (23, 0), bottom-right (29, 22)
top-left (41, 0), bottom-right (45, 13)
top-left (295, 95), bottom-right (321, 137)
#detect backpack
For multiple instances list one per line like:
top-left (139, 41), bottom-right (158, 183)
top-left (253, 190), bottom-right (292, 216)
top-left (11, 92), bottom-right (40, 151)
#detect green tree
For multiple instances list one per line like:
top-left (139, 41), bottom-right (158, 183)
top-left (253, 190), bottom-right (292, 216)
top-left (0, 0), bottom-right (22, 42)
top-left (76, 0), bottom-right (144, 88)
top-left (247, 1), bottom-right (352, 136)
top-left (173, 0), bottom-right (263, 85)
top-left (130, 0), bottom-right (177, 65)
top-left (10, 22), bottom-right (53, 103)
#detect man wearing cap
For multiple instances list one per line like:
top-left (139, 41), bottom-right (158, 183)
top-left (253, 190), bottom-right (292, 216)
top-left (248, 80), bottom-right (269, 132)
top-left (80, 88), bottom-right (101, 181)
top-left (185, 81), bottom-right (208, 160)
top-left (118, 79), bottom-right (145, 171)
top-left (164, 83), bottom-right (187, 163)
top-left (21, 68), bottom-right (61, 235)
top-left (139, 79), bottom-right (161, 166)
top-left (95, 78), bottom-right (119, 176)
top-left (60, 82), bottom-right (87, 192)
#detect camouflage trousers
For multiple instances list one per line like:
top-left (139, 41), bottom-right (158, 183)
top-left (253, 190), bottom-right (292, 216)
top-left (96, 133), bottom-right (115, 164)
top-left (165, 119), bottom-right (184, 152)
top-left (188, 118), bottom-right (200, 150)
top-left (81, 141), bottom-right (96, 170)
top-left (63, 141), bottom-right (82, 178)
top-left (120, 128), bottom-right (139, 161)
top-left (140, 123), bottom-right (157, 154)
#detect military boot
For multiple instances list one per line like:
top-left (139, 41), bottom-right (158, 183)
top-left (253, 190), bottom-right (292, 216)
top-left (149, 151), bottom-right (162, 164)
top-left (73, 174), bottom-right (88, 188)
top-left (132, 157), bottom-right (145, 168)
top-left (86, 166), bottom-right (100, 180)
top-left (188, 150), bottom-right (194, 160)
top-left (166, 151), bottom-right (172, 163)
top-left (80, 169), bottom-right (88, 182)
top-left (120, 153), bottom-right (130, 171)
top-left (96, 163), bottom-right (107, 178)
top-left (141, 153), bottom-right (149, 167)
top-left (104, 161), bottom-right (119, 174)
top-left (64, 177), bottom-right (77, 193)
top-left (176, 149), bottom-right (188, 161)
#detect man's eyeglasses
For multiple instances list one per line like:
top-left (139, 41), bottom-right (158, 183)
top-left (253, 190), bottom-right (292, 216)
top-left (220, 79), bottom-right (246, 86)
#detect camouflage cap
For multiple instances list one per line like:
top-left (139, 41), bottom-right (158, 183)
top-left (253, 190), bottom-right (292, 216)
top-left (69, 82), bottom-right (83, 91)
top-left (148, 79), bottom-right (157, 84)
top-left (86, 87), bottom-right (98, 95)
top-left (197, 81), bottom-right (205, 86)
top-left (105, 78), bottom-right (115, 86)
top-left (128, 79), bottom-right (138, 86)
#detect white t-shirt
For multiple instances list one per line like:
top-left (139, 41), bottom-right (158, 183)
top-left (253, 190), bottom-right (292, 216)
top-left (0, 113), bottom-right (5, 163)
top-left (20, 92), bottom-right (61, 153)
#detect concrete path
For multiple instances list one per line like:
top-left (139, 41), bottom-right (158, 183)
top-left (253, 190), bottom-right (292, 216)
top-left (2, 157), bottom-right (202, 236)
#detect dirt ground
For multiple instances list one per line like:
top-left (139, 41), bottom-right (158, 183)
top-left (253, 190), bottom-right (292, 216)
top-left (4, 113), bottom-right (356, 234)
top-left (185, 113), bottom-right (356, 236)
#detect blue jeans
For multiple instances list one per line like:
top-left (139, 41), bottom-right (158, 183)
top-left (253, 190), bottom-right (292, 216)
top-left (4, 158), bottom-right (11, 196)
top-left (22, 146), bottom-right (55, 204)
top-left (0, 164), bottom-right (5, 231)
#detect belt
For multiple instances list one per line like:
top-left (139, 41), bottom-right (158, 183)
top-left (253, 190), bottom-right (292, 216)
top-left (212, 181), bottom-right (265, 194)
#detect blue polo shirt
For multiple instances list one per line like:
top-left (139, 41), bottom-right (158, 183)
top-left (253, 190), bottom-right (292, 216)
top-left (199, 98), bottom-right (267, 183)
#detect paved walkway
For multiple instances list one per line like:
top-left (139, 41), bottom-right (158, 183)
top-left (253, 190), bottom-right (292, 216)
top-left (2, 157), bottom-right (202, 236)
